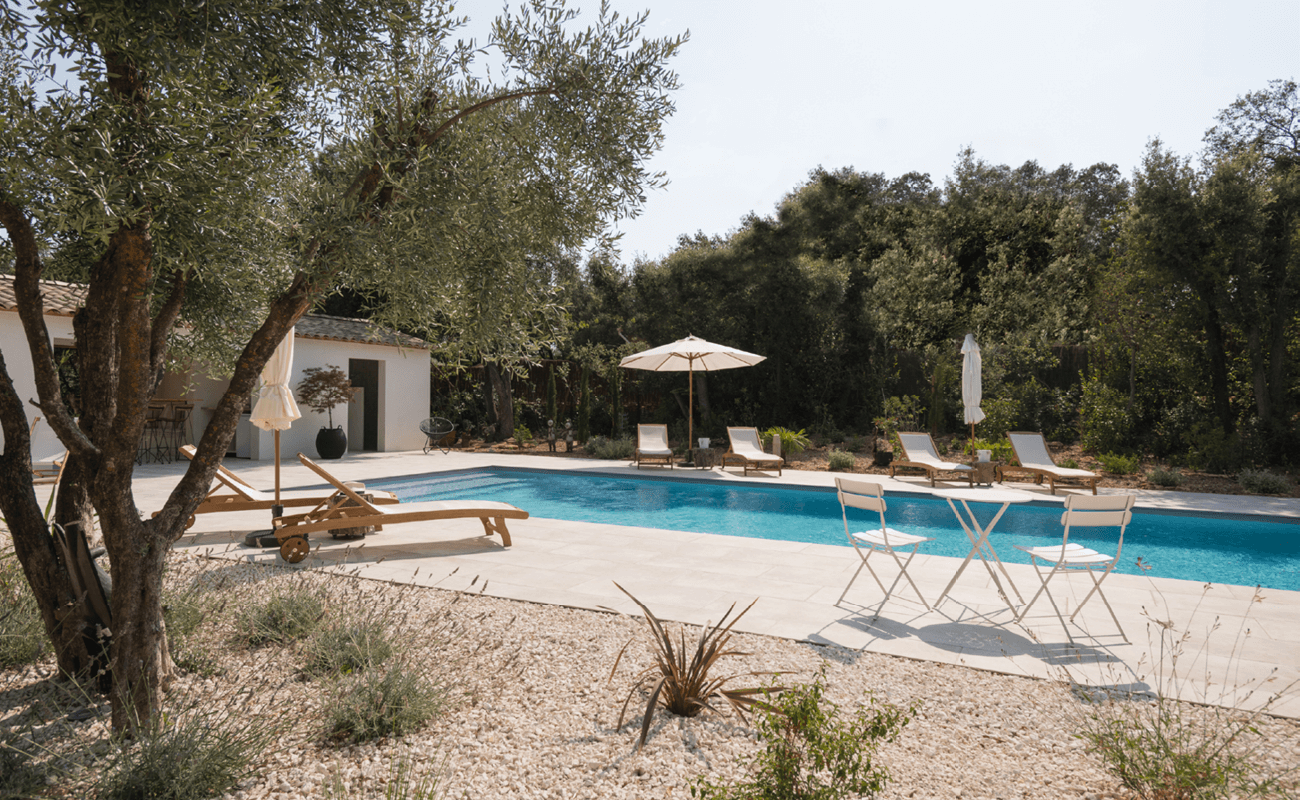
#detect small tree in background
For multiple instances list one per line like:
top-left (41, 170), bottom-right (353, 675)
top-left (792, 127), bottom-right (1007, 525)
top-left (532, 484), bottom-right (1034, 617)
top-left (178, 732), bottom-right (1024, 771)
top-left (297, 367), bottom-right (355, 429)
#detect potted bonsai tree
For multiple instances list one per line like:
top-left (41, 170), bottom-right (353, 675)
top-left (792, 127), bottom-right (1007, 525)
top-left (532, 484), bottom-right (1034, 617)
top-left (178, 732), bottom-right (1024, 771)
top-left (297, 365), bottom-right (354, 459)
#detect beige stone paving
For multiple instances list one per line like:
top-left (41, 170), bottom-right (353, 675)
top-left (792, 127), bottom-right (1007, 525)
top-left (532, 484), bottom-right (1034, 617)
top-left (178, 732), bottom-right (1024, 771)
top-left (120, 449), bottom-right (1300, 718)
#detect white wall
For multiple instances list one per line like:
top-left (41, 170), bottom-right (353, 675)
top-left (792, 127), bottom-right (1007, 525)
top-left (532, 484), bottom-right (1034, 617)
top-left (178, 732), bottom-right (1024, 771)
top-left (187, 335), bottom-right (429, 462)
top-left (1, 310), bottom-right (430, 464)
top-left (0, 311), bottom-right (77, 462)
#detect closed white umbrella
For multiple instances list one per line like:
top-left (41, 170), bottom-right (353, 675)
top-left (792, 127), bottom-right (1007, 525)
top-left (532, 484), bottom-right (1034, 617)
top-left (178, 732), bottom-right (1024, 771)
top-left (619, 335), bottom-right (765, 453)
top-left (249, 327), bottom-right (301, 506)
top-left (961, 334), bottom-right (985, 453)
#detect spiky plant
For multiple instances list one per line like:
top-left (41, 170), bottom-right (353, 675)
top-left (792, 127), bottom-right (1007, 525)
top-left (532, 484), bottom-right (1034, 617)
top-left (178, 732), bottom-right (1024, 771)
top-left (609, 583), bottom-right (785, 747)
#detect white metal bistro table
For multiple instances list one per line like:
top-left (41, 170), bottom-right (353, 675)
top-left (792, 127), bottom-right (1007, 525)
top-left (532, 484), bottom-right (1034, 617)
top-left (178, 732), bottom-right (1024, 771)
top-left (931, 487), bottom-right (1035, 612)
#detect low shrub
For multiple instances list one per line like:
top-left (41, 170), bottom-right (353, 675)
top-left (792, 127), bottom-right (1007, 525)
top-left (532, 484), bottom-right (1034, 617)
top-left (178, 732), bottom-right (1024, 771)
top-left (304, 618), bottom-right (396, 677)
top-left (97, 703), bottom-right (280, 800)
top-left (610, 583), bottom-right (783, 747)
top-left (760, 427), bottom-right (810, 455)
top-left (1060, 458), bottom-right (1080, 469)
top-left (1074, 586), bottom-right (1299, 800)
top-left (691, 668), bottom-right (916, 800)
top-left (1147, 467), bottom-right (1184, 488)
top-left (323, 660), bottom-right (446, 743)
top-left (1237, 469), bottom-right (1292, 496)
top-left (585, 435), bottom-right (635, 460)
top-left (512, 425), bottom-right (533, 443)
top-left (164, 583), bottom-right (225, 676)
top-left (968, 437), bottom-right (1013, 462)
top-left (237, 585), bottom-right (325, 646)
top-left (1098, 452), bottom-right (1139, 475)
top-left (0, 549), bottom-right (48, 668)
top-left (0, 732), bottom-right (48, 799)
top-left (827, 449), bottom-right (855, 472)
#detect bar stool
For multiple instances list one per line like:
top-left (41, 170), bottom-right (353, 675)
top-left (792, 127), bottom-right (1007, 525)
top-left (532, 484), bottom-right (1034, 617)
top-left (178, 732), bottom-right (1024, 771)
top-left (137, 402), bottom-right (170, 464)
top-left (168, 403), bottom-right (194, 454)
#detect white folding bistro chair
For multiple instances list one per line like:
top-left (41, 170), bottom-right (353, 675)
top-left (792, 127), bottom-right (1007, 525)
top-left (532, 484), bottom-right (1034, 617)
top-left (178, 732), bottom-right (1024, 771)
top-left (835, 478), bottom-right (934, 611)
top-left (1014, 494), bottom-right (1136, 643)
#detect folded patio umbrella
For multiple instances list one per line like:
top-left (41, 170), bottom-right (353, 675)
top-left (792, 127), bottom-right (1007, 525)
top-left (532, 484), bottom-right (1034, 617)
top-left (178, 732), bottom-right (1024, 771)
top-left (961, 333), bottom-right (985, 452)
top-left (619, 335), bottom-right (765, 453)
top-left (249, 327), bottom-right (302, 505)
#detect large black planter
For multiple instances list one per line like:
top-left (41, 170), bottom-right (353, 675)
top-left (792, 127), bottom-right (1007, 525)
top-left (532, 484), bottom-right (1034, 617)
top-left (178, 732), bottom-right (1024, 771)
top-left (315, 426), bottom-right (348, 460)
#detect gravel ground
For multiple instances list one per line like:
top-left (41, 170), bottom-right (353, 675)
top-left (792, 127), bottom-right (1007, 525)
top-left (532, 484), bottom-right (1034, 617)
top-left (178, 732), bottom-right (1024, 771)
top-left (5, 551), bottom-right (1300, 800)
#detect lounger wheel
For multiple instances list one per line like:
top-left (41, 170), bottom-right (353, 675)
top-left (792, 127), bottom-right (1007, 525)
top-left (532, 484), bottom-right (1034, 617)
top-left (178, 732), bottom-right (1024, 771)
top-left (279, 536), bottom-right (310, 563)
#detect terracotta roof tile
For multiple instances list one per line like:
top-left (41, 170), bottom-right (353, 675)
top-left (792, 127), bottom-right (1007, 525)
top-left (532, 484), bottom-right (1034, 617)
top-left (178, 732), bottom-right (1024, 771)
top-left (0, 275), bottom-right (88, 316)
top-left (295, 315), bottom-right (428, 349)
top-left (1, 276), bottom-right (427, 349)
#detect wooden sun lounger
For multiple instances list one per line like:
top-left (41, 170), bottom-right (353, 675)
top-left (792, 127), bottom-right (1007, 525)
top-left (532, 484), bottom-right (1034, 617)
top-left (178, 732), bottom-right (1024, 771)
top-left (176, 444), bottom-right (398, 525)
top-left (720, 427), bottom-right (783, 476)
top-left (270, 453), bottom-right (529, 562)
top-left (1000, 432), bottom-right (1098, 495)
top-left (890, 432), bottom-right (973, 487)
top-left (635, 424), bottom-right (674, 469)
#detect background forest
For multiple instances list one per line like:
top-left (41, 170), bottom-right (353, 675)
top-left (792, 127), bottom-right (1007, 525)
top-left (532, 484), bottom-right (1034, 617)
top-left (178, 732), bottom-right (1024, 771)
top-left (418, 79), bottom-right (1299, 472)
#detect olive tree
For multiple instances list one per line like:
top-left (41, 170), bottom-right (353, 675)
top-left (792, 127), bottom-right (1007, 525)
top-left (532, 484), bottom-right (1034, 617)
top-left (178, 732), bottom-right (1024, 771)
top-left (0, 0), bottom-right (683, 730)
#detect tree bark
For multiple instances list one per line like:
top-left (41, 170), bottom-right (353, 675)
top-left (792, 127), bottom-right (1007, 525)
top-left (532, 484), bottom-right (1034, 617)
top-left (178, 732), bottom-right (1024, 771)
top-left (1200, 303), bottom-right (1233, 433)
top-left (695, 373), bottom-right (710, 425)
top-left (0, 31), bottom-right (574, 734)
top-left (0, 377), bottom-right (98, 681)
top-left (485, 362), bottom-right (514, 441)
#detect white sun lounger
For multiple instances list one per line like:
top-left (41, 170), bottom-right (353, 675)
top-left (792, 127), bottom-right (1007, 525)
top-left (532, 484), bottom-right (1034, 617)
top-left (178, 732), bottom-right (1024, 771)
top-left (635, 424), bottom-right (674, 469)
top-left (721, 427), bottom-right (783, 476)
top-left (890, 432), bottom-right (973, 487)
top-left (1001, 432), bottom-right (1098, 495)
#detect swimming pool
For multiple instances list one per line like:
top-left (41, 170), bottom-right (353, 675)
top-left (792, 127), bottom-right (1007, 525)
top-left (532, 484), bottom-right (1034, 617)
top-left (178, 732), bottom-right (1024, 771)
top-left (370, 468), bottom-right (1300, 591)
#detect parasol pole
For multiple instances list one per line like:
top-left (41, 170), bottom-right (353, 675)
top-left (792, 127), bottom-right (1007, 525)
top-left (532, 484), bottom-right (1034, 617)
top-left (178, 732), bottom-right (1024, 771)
top-left (274, 430), bottom-right (282, 505)
top-left (688, 358), bottom-right (695, 451)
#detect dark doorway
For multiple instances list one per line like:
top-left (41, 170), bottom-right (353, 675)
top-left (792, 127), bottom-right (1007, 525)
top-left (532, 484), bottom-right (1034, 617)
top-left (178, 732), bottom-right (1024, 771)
top-left (348, 359), bottom-right (380, 451)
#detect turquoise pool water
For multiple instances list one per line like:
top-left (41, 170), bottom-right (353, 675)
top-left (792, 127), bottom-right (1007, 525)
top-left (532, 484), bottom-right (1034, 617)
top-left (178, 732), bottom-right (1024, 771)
top-left (370, 468), bottom-right (1300, 591)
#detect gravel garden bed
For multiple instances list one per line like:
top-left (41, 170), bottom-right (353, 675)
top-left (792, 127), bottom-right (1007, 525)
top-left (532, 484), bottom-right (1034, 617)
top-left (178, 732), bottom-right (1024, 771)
top-left (4, 549), bottom-right (1299, 799)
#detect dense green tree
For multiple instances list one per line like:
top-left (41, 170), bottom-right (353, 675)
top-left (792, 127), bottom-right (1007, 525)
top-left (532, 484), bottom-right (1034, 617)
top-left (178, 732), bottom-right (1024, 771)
top-left (1115, 139), bottom-right (1299, 456)
top-left (931, 151), bottom-right (1125, 343)
top-left (1204, 78), bottom-right (1299, 166)
top-left (0, 0), bottom-right (683, 729)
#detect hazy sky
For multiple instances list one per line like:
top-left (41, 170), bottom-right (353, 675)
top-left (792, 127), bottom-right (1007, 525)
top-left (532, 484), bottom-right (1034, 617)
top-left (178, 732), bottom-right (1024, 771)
top-left (465, 0), bottom-right (1298, 262)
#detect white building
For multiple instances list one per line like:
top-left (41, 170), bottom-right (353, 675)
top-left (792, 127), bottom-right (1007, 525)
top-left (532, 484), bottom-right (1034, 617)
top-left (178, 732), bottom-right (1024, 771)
top-left (1, 277), bottom-right (431, 462)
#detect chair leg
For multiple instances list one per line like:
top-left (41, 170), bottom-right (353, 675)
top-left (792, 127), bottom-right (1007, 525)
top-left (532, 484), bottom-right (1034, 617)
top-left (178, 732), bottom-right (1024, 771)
top-left (837, 560), bottom-right (868, 604)
top-left (1069, 566), bottom-right (1127, 643)
top-left (1017, 561), bottom-right (1074, 643)
top-left (838, 549), bottom-right (891, 606)
top-left (886, 546), bottom-right (931, 610)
